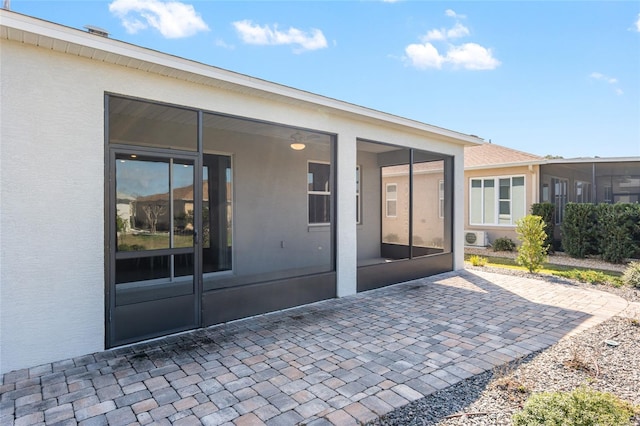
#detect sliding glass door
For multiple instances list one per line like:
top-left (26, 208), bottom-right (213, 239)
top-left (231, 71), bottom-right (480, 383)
top-left (110, 152), bottom-right (200, 346)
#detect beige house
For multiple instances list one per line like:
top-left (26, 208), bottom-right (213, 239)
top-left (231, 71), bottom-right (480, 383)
top-left (380, 160), bottom-right (446, 256)
top-left (464, 143), bottom-right (543, 246)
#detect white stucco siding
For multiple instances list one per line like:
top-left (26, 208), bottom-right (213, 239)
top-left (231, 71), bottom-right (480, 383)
top-left (1, 42), bottom-right (106, 373)
top-left (453, 150), bottom-right (466, 269)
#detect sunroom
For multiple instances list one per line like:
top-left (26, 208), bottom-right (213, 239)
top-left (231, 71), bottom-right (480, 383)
top-left (0, 9), bottom-right (476, 373)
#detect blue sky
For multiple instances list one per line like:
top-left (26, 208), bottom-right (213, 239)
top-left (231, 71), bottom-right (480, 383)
top-left (9, 0), bottom-right (640, 158)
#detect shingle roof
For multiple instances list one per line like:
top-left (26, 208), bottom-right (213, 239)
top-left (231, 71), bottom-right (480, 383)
top-left (464, 143), bottom-right (543, 169)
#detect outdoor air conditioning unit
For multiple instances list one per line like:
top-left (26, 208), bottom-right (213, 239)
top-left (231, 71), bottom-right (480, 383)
top-left (464, 230), bottom-right (488, 247)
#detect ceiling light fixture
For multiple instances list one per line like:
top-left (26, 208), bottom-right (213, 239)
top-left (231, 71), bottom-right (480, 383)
top-left (290, 132), bottom-right (306, 151)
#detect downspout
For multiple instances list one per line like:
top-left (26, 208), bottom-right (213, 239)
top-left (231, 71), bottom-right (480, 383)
top-left (529, 164), bottom-right (537, 208)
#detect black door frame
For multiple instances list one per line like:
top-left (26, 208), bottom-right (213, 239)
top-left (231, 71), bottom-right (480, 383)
top-left (106, 146), bottom-right (202, 348)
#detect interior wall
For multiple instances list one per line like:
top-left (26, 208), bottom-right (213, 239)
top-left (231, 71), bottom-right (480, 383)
top-left (357, 151), bottom-right (382, 261)
top-left (203, 128), bottom-right (333, 277)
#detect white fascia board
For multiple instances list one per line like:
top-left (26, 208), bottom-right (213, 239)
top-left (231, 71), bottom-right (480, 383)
top-left (1, 9), bottom-right (482, 146)
top-left (465, 160), bottom-right (544, 171)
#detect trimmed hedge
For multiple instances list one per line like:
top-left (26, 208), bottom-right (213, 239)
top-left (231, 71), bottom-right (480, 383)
top-left (531, 202), bottom-right (555, 253)
top-left (562, 203), bottom-right (597, 258)
top-left (559, 203), bottom-right (640, 264)
top-left (596, 203), bottom-right (640, 264)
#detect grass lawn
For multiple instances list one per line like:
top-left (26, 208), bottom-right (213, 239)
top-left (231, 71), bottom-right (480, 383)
top-left (465, 254), bottom-right (624, 287)
top-left (118, 233), bottom-right (193, 251)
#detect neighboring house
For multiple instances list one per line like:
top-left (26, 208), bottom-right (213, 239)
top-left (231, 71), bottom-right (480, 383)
top-left (464, 143), bottom-right (544, 246)
top-left (0, 11), bottom-right (480, 374)
top-left (380, 160), bottom-right (446, 256)
top-left (540, 157), bottom-right (640, 240)
top-left (464, 143), bottom-right (640, 247)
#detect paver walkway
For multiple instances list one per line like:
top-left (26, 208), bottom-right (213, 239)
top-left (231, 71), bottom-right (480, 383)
top-left (1, 270), bottom-right (629, 426)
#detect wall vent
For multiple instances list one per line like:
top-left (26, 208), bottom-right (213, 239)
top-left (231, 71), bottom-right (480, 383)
top-left (84, 25), bottom-right (109, 37)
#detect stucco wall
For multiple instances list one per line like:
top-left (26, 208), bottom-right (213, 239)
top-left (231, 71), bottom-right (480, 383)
top-left (356, 151), bottom-right (382, 261)
top-left (1, 42), bottom-right (106, 373)
top-left (1, 35), bottom-right (467, 373)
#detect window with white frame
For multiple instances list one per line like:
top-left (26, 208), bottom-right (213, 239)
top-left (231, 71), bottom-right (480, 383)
top-left (470, 176), bottom-right (525, 225)
top-left (438, 180), bottom-right (445, 219)
top-left (386, 183), bottom-right (397, 218)
top-left (308, 162), bottom-right (330, 225)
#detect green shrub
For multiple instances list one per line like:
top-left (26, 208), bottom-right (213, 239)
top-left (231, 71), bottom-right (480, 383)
top-left (562, 203), bottom-right (597, 258)
top-left (623, 261), bottom-right (640, 288)
top-left (492, 237), bottom-right (516, 252)
top-left (468, 255), bottom-right (488, 267)
top-left (531, 202), bottom-right (555, 253)
top-left (554, 269), bottom-right (622, 287)
top-left (512, 386), bottom-right (636, 426)
top-left (516, 215), bottom-right (548, 273)
top-left (596, 203), bottom-right (640, 264)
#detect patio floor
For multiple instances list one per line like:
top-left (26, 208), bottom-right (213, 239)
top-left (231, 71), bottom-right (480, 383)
top-left (1, 269), bottom-right (629, 426)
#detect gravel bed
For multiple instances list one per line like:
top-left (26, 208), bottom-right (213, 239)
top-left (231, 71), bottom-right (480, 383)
top-left (464, 247), bottom-right (631, 273)
top-left (367, 264), bottom-right (640, 426)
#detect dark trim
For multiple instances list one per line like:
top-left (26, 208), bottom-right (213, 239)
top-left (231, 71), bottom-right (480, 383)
top-left (357, 253), bottom-right (452, 292)
top-left (445, 156), bottom-right (454, 254)
top-left (203, 272), bottom-right (336, 326)
top-left (104, 93), bottom-right (340, 349)
top-left (194, 110), bottom-right (204, 329)
top-left (112, 295), bottom-right (197, 347)
top-left (381, 243), bottom-right (442, 259)
top-left (106, 92), bottom-right (337, 141)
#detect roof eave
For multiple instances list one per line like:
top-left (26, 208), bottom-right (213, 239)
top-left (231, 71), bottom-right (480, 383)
top-left (1, 9), bottom-right (482, 146)
top-left (465, 160), bottom-right (544, 171)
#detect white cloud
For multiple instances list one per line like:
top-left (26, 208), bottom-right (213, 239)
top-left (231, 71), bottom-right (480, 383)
top-left (423, 22), bottom-right (469, 42)
top-left (590, 72), bottom-right (623, 95)
top-left (445, 43), bottom-right (500, 70)
top-left (635, 13), bottom-right (640, 32)
top-left (445, 9), bottom-right (466, 19)
top-left (590, 72), bottom-right (617, 84)
top-left (405, 42), bottom-right (500, 70)
top-left (423, 29), bottom-right (446, 42)
top-left (214, 38), bottom-right (235, 50)
top-left (405, 42), bottom-right (444, 69)
top-left (405, 10), bottom-right (499, 71)
top-left (447, 22), bottom-right (470, 39)
top-left (109, 0), bottom-right (209, 38)
top-left (232, 20), bottom-right (327, 53)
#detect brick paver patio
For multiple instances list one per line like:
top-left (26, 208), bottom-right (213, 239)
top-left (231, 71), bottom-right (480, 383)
top-left (1, 269), bottom-right (629, 425)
